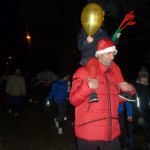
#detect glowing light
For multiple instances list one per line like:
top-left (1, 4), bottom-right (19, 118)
top-left (47, 101), bottom-right (50, 106)
top-left (26, 35), bottom-right (31, 39)
top-left (26, 32), bottom-right (31, 48)
top-left (136, 96), bottom-right (140, 107)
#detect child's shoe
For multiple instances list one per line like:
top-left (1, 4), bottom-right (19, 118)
top-left (119, 92), bottom-right (136, 102)
top-left (63, 116), bottom-right (67, 120)
top-left (54, 118), bottom-right (59, 128)
top-left (58, 128), bottom-right (63, 134)
top-left (89, 92), bottom-right (99, 103)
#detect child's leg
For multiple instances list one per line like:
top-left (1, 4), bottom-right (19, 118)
top-left (87, 57), bottom-right (98, 79)
top-left (86, 57), bottom-right (99, 102)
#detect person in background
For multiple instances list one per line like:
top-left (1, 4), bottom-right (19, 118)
top-left (5, 68), bottom-right (26, 117)
top-left (47, 74), bottom-right (69, 134)
top-left (128, 66), bottom-right (150, 150)
top-left (69, 38), bottom-right (135, 150)
top-left (0, 71), bottom-right (10, 111)
top-left (118, 102), bottom-right (133, 150)
top-left (63, 75), bottom-right (71, 120)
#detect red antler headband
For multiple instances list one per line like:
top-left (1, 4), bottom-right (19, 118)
top-left (118, 10), bottom-right (136, 30)
top-left (112, 10), bottom-right (136, 42)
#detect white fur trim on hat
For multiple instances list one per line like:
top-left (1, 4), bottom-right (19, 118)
top-left (95, 46), bottom-right (117, 57)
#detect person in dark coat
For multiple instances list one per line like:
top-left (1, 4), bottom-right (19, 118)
top-left (118, 102), bottom-right (132, 150)
top-left (127, 66), bottom-right (150, 150)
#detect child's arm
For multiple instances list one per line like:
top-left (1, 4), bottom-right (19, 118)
top-left (77, 29), bottom-right (91, 52)
top-left (111, 31), bottom-right (121, 45)
top-left (87, 36), bottom-right (94, 43)
top-left (77, 28), bottom-right (110, 53)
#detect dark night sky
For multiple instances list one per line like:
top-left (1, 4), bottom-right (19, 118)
top-left (0, 0), bottom-right (84, 75)
top-left (0, 0), bottom-right (150, 82)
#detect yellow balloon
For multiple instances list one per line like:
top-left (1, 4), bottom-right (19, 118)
top-left (81, 3), bottom-right (104, 36)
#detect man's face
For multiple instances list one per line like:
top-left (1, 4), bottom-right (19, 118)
top-left (15, 69), bottom-right (21, 76)
top-left (97, 52), bottom-right (115, 67)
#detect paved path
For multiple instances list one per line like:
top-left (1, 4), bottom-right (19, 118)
top-left (0, 101), bottom-right (148, 150)
top-left (0, 103), bottom-right (76, 150)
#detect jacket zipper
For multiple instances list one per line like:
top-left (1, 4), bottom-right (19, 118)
top-left (104, 68), bottom-right (112, 141)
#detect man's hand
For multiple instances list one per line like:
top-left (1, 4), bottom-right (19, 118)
top-left (119, 82), bottom-right (133, 91)
top-left (88, 77), bottom-right (98, 89)
top-left (87, 36), bottom-right (94, 43)
top-left (127, 116), bottom-right (132, 122)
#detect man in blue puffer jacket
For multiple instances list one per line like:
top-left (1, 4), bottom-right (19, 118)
top-left (47, 74), bottom-right (69, 134)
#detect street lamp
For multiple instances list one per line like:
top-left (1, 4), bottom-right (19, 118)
top-left (26, 34), bottom-right (31, 39)
top-left (26, 32), bottom-right (31, 48)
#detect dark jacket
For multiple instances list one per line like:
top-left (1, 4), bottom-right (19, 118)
top-left (77, 28), bottom-right (119, 65)
top-left (133, 82), bottom-right (150, 120)
top-left (77, 28), bottom-right (109, 65)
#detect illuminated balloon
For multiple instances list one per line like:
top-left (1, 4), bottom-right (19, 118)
top-left (81, 3), bottom-right (104, 36)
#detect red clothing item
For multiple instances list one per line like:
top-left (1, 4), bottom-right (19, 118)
top-left (87, 57), bottom-right (124, 84)
top-left (69, 62), bottom-right (121, 141)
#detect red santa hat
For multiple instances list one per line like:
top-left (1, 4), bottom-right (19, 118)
top-left (95, 38), bottom-right (118, 57)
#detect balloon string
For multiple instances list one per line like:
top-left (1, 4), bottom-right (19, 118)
top-left (118, 10), bottom-right (136, 30)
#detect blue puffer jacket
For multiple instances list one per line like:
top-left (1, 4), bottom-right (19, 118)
top-left (47, 79), bottom-right (68, 103)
